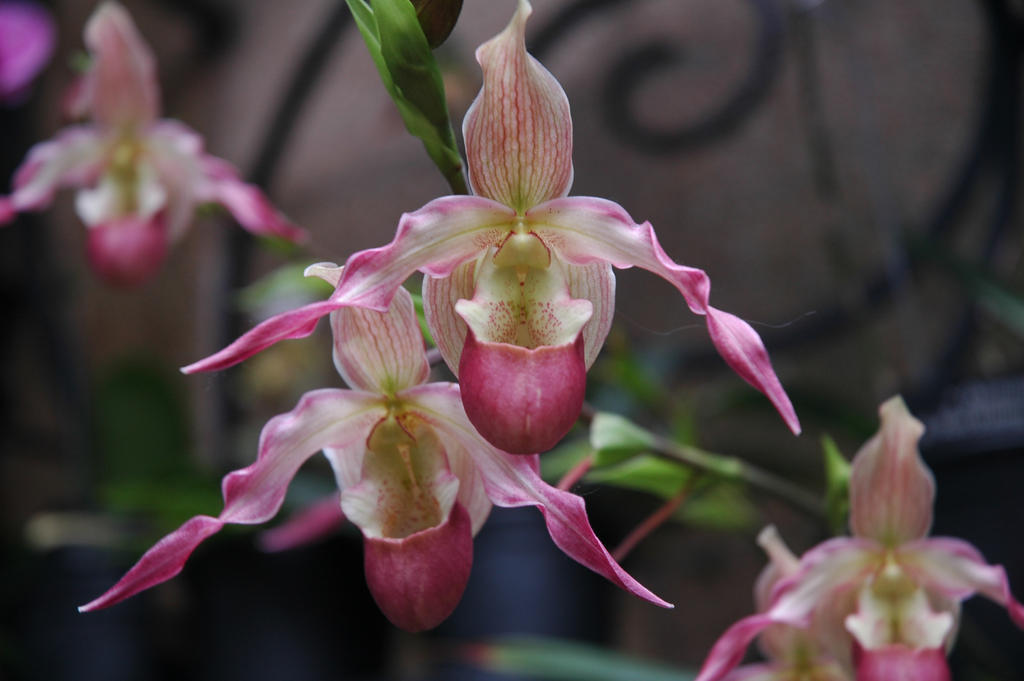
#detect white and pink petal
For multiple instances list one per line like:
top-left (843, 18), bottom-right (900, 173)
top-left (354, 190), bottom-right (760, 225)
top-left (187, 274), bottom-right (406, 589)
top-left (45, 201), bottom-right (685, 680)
top-left (331, 287), bottom-right (429, 395)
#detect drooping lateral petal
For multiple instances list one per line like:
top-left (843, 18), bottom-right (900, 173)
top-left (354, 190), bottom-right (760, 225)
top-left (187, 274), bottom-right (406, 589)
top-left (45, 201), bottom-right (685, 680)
top-left (331, 287), bottom-right (429, 394)
top-left (0, 1), bottom-right (55, 101)
top-left (400, 382), bottom-right (671, 608)
top-left (184, 196), bottom-right (512, 374)
top-left (182, 299), bottom-right (344, 373)
top-left (897, 537), bottom-right (1024, 629)
top-left (363, 502), bottom-right (473, 632)
top-left (849, 396), bottom-right (933, 546)
top-left (83, 1), bottom-right (160, 127)
top-left (78, 515), bottom-right (224, 612)
top-left (80, 389), bottom-right (384, 611)
top-left (463, 0), bottom-right (573, 211)
top-left (3, 126), bottom-right (108, 218)
top-left (194, 154), bottom-right (306, 242)
top-left (696, 614), bottom-right (782, 681)
top-left (697, 538), bottom-right (878, 681)
top-left (528, 196), bottom-right (800, 435)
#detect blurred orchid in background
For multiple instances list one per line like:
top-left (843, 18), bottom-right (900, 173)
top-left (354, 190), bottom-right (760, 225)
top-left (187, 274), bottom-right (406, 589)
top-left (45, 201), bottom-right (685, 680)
top-left (0, 1), bottom-right (304, 286)
top-left (184, 0), bottom-right (799, 455)
top-left (79, 266), bottom-right (669, 631)
top-left (0, 1), bottom-right (55, 104)
top-left (697, 397), bottom-right (1024, 681)
top-left (719, 525), bottom-right (850, 681)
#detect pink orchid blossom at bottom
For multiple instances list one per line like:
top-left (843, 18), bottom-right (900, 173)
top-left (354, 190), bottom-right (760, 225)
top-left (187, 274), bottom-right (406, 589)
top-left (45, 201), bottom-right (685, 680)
top-left (0, 1), bottom-right (303, 285)
top-left (719, 526), bottom-right (851, 681)
top-left (80, 270), bottom-right (670, 631)
top-left (181, 0), bottom-right (799, 455)
top-left (697, 397), bottom-right (1024, 681)
top-left (0, 1), bottom-right (55, 103)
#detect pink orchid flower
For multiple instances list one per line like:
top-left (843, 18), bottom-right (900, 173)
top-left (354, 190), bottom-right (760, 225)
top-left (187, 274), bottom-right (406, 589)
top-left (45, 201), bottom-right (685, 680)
top-left (0, 1), bottom-right (55, 104)
top-left (0, 1), bottom-right (304, 286)
top-left (183, 0), bottom-right (799, 454)
top-left (721, 526), bottom-right (851, 681)
top-left (79, 265), bottom-right (670, 631)
top-left (697, 397), bottom-right (1024, 681)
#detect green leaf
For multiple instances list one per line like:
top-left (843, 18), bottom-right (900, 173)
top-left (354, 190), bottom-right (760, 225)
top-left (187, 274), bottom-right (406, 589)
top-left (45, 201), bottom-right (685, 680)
top-left (822, 435), bottom-right (851, 535)
top-left (679, 482), bottom-right (758, 531)
top-left (470, 636), bottom-right (695, 681)
top-left (585, 455), bottom-right (691, 499)
top-left (590, 412), bottom-right (657, 466)
top-left (346, 0), bottom-right (466, 193)
top-left (539, 438), bottom-right (592, 483)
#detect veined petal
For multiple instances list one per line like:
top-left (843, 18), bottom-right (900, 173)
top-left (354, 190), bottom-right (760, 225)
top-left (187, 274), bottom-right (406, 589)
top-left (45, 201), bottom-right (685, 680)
top-left (363, 502), bottom-right (473, 632)
top-left (528, 197), bottom-right (800, 435)
top-left (258, 493), bottom-right (345, 552)
top-left (849, 396), bottom-right (933, 546)
top-left (0, 2), bottom-right (55, 101)
top-left (336, 195), bottom-right (513, 307)
top-left (184, 196), bottom-right (512, 374)
top-left (897, 537), bottom-right (1024, 629)
top-left (79, 389), bottom-right (384, 611)
top-left (566, 262), bottom-right (616, 368)
top-left (3, 126), bottom-right (108, 216)
top-left (331, 287), bottom-right (429, 394)
top-left (400, 382), bottom-right (672, 608)
top-left (423, 259), bottom-right (478, 373)
top-left (83, 1), bottom-right (160, 127)
top-left (463, 0), bottom-right (573, 211)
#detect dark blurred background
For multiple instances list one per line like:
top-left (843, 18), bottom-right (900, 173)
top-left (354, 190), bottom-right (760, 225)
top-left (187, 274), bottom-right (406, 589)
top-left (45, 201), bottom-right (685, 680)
top-left (1, 0), bottom-right (1022, 679)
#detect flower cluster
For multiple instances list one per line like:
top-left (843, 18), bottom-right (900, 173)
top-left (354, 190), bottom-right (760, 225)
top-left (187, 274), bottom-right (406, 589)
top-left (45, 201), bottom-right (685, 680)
top-left (697, 397), bottom-right (1024, 681)
top-left (0, 1), bottom-right (303, 285)
top-left (183, 0), bottom-right (800, 454)
top-left (80, 266), bottom-right (669, 631)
